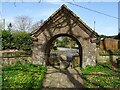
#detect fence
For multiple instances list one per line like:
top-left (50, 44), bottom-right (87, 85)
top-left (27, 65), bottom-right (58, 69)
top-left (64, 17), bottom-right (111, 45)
top-left (99, 38), bottom-right (120, 50)
top-left (98, 38), bottom-right (120, 65)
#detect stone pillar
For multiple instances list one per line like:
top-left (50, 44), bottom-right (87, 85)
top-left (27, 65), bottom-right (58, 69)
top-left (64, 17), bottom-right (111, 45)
top-left (82, 42), bottom-right (96, 68)
top-left (32, 44), bottom-right (46, 65)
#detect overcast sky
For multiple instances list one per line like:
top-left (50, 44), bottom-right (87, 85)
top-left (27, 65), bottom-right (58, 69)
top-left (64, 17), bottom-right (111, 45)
top-left (1, 1), bottom-right (119, 35)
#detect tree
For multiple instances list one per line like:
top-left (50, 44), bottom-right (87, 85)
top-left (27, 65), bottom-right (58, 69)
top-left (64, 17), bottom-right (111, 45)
top-left (14, 15), bottom-right (32, 32)
top-left (31, 20), bottom-right (44, 32)
top-left (0, 19), bottom-right (5, 30)
top-left (114, 33), bottom-right (120, 39)
top-left (7, 23), bottom-right (12, 31)
top-left (117, 33), bottom-right (120, 39)
top-left (2, 30), bottom-right (14, 50)
top-left (2, 29), bottom-right (32, 51)
top-left (0, 21), bottom-right (3, 30)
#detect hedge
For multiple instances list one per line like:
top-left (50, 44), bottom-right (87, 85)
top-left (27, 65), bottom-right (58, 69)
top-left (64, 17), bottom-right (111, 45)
top-left (2, 30), bottom-right (32, 51)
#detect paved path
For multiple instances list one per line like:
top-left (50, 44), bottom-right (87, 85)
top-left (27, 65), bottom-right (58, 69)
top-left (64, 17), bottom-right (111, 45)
top-left (42, 66), bottom-right (84, 89)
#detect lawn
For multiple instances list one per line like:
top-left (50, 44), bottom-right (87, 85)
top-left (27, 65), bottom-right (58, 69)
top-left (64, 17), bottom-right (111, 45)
top-left (2, 61), bottom-right (47, 89)
top-left (80, 63), bottom-right (120, 88)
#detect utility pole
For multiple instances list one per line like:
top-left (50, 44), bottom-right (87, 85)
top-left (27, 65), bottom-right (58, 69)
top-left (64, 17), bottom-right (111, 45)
top-left (3, 18), bottom-right (5, 30)
top-left (94, 21), bottom-right (96, 31)
top-left (118, 28), bottom-right (120, 34)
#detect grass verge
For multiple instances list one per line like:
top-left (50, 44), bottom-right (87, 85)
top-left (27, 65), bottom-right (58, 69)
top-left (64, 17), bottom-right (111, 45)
top-left (80, 63), bottom-right (120, 88)
top-left (2, 61), bottom-right (47, 89)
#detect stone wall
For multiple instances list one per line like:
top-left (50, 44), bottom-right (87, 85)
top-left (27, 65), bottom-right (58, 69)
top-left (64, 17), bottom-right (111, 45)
top-left (97, 55), bottom-right (119, 64)
top-left (1, 51), bottom-right (32, 66)
top-left (2, 57), bottom-right (32, 66)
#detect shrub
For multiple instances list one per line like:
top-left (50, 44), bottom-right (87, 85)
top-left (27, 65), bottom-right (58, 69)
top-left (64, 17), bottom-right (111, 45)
top-left (12, 31), bottom-right (32, 51)
top-left (2, 30), bottom-right (32, 51)
top-left (115, 33), bottom-right (120, 39)
top-left (2, 30), bottom-right (14, 50)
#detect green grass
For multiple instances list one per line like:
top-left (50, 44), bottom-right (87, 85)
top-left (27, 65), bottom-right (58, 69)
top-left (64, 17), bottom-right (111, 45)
top-left (80, 63), bottom-right (120, 88)
top-left (2, 61), bottom-right (47, 89)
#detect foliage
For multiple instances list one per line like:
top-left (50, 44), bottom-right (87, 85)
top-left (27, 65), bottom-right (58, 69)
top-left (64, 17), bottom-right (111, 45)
top-left (118, 33), bottom-right (120, 39)
top-left (98, 34), bottom-right (106, 38)
top-left (12, 31), bottom-right (32, 50)
top-left (80, 63), bottom-right (120, 88)
top-left (55, 36), bottom-right (78, 48)
top-left (2, 30), bottom-right (14, 50)
top-left (115, 33), bottom-right (120, 39)
top-left (2, 30), bottom-right (32, 50)
top-left (116, 57), bottom-right (120, 68)
top-left (99, 49), bottom-right (120, 56)
top-left (0, 19), bottom-right (4, 30)
top-left (2, 61), bottom-right (47, 89)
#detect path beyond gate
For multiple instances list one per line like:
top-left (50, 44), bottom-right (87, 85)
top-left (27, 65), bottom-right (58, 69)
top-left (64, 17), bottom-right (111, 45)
top-left (31, 4), bottom-right (98, 68)
top-left (42, 66), bottom-right (84, 89)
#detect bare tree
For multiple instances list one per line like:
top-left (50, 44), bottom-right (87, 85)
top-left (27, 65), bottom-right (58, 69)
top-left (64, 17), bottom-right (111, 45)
top-left (0, 19), bottom-right (5, 30)
top-left (31, 19), bottom-right (44, 33)
top-left (14, 15), bottom-right (32, 32)
top-left (0, 20), bottom-right (3, 30)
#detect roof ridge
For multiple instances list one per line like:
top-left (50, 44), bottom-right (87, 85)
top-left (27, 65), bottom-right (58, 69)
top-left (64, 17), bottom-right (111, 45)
top-left (31, 4), bottom-right (67, 35)
top-left (31, 4), bottom-right (98, 37)
top-left (60, 4), bottom-right (98, 36)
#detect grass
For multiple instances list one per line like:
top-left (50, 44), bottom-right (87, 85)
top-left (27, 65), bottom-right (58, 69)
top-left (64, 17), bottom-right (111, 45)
top-left (2, 61), bottom-right (47, 89)
top-left (80, 63), bottom-right (120, 88)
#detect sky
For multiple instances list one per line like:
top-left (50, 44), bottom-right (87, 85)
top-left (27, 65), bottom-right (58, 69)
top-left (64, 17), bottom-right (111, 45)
top-left (118, 1), bottom-right (120, 33)
top-left (1, 1), bottom-right (119, 36)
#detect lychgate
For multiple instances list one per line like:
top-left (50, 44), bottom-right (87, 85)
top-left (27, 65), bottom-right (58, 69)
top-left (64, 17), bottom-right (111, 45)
top-left (31, 5), bottom-right (98, 68)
